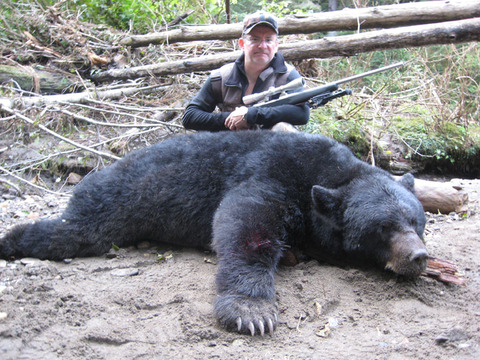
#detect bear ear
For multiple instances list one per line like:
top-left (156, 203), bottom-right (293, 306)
top-left (397, 173), bottom-right (415, 193)
top-left (311, 185), bottom-right (343, 215)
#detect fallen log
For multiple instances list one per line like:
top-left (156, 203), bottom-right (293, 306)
top-left (393, 176), bottom-right (469, 214)
top-left (120, 0), bottom-right (480, 47)
top-left (0, 65), bottom-right (79, 94)
top-left (413, 178), bottom-right (469, 214)
top-left (0, 84), bottom-right (169, 109)
top-left (92, 18), bottom-right (480, 83)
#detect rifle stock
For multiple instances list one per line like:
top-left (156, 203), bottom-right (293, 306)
top-left (251, 62), bottom-right (404, 108)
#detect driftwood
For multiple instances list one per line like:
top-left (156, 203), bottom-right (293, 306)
top-left (120, 0), bottom-right (480, 47)
top-left (92, 18), bottom-right (480, 83)
top-left (0, 65), bottom-right (79, 94)
top-left (413, 178), bottom-right (469, 214)
top-left (393, 176), bottom-right (469, 214)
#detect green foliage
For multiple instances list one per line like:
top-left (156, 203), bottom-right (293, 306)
top-left (230, 0), bottom-right (321, 21)
top-left (305, 41), bottom-right (480, 172)
top-left (305, 104), bottom-right (371, 156)
top-left (66, 0), bottom-right (225, 33)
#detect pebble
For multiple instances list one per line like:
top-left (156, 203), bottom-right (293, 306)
top-left (110, 268), bottom-right (139, 277)
top-left (232, 339), bottom-right (246, 346)
top-left (0, 312), bottom-right (7, 320)
top-left (20, 258), bottom-right (41, 266)
top-left (435, 326), bottom-right (468, 344)
top-left (137, 241), bottom-right (151, 249)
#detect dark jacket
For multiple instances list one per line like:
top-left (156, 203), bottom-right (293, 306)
top-left (182, 53), bottom-right (310, 132)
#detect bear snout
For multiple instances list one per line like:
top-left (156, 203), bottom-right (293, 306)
top-left (409, 248), bottom-right (428, 263)
top-left (385, 231), bottom-right (428, 277)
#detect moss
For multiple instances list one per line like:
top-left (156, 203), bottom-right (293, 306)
top-left (305, 104), bottom-right (480, 176)
top-left (305, 107), bottom-right (370, 158)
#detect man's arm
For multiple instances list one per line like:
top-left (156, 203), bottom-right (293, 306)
top-left (245, 103), bottom-right (309, 128)
top-left (245, 68), bottom-right (310, 128)
top-left (182, 77), bottom-right (230, 132)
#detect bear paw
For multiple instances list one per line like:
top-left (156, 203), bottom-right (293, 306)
top-left (214, 294), bottom-right (277, 336)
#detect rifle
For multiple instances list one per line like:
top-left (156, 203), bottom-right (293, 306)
top-left (242, 62), bottom-right (404, 109)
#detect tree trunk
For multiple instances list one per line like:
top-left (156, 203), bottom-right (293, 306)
top-left (93, 18), bottom-right (480, 83)
top-left (280, 17), bottom-right (480, 61)
top-left (328, 0), bottom-right (337, 12)
top-left (0, 65), bottom-right (79, 94)
top-left (120, 0), bottom-right (480, 47)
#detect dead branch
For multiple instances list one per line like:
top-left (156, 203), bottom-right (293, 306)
top-left (167, 10), bottom-right (195, 27)
top-left (2, 126), bottom-right (168, 175)
top-left (0, 84), bottom-right (170, 109)
top-left (93, 18), bottom-right (480, 82)
top-left (2, 106), bottom-right (120, 161)
top-left (0, 177), bottom-right (23, 196)
top-left (423, 256), bottom-right (467, 285)
top-left (57, 108), bottom-right (183, 129)
top-left (0, 165), bottom-right (70, 197)
top-left (120, 0), bottom-right (480, 47)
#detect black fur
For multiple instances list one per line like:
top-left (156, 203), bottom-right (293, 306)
top-left (0, 131), bottom-right (427, 335)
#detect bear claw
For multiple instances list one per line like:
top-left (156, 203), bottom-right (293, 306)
top-left (215, 295), bottom-right (277, 336)
top-left (267, 318), bottom-right (274, 335)
top-left (236, 317), bottom-right (242, 332)
top-left (248, 322), bottom-right (255, 336)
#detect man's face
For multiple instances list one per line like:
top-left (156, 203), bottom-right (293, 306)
top-left (239, 25), bottom-right (279, 69)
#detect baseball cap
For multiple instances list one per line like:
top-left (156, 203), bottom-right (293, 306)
top-left (243, 11), bottom-right (279, 35)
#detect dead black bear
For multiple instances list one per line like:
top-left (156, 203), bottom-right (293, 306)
top-left (0, 131), bottom-right (428, 336)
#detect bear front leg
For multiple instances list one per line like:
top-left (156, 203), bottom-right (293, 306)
top-left (214, 252), bottom-right (280, 336)
top-left (212, 184), bottom-right (290, 336)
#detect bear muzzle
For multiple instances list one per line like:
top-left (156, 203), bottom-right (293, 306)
top-left (385, 230), bottom-right (428, 277)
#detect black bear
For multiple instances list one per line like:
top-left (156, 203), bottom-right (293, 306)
top-left (0, 131), bottom-right (428, 336)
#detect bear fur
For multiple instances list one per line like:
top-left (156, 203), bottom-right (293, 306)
top-left (0, 131), bottom-right (428, 336)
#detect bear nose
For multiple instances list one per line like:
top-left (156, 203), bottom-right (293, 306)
top-left (409, 249), bottom-right (429, 264)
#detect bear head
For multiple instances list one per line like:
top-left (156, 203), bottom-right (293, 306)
top-left (311, 173), bottom-right (428, 277)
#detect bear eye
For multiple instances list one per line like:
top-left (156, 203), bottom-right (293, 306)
top-left (379, 222), bottom-right (393, 235)
top-left (406, 217), bottom-right (417, 228)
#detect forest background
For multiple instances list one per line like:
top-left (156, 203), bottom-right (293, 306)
top-left (1, 0), bottom-right (479, 195)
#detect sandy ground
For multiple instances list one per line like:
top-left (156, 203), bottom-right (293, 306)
top-left (0, 178), bottom-right (479, 360)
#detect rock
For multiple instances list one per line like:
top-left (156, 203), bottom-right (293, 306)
top-left (67, 172), bottom-right (83, 185)
top-left (435, 326), bottom-right (468, 344)
top-left (110, 268), bottom-right (139, 277)
top-left (20, 258), bottom-right (41, 266)
top-left (137, 241), bottom-right (151, 249)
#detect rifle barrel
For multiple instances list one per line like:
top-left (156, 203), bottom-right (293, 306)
top-left (335, 62), bottom-right (404, 86)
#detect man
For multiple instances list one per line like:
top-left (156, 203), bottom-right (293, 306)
top-left (182, 11), bottom-right (310, 131)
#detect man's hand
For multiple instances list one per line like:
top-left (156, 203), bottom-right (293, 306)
top-left (225, 106), bottom-right (250, 131)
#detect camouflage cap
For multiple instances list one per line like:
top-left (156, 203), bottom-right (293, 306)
top-left (243, 11), bottom-right (279, 35)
